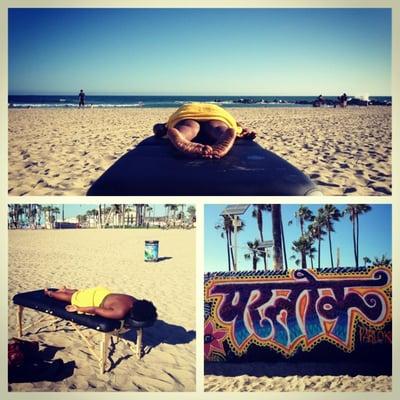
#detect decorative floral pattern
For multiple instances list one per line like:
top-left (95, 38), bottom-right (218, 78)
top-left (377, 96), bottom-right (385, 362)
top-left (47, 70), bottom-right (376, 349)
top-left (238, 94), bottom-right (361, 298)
top-left (204, 319), bottom-right (227, 360)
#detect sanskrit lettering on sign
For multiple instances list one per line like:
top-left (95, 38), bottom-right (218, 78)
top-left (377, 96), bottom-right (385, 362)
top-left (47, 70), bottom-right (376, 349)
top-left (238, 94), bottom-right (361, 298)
top-left (204, 267), bottom-right (391, 357)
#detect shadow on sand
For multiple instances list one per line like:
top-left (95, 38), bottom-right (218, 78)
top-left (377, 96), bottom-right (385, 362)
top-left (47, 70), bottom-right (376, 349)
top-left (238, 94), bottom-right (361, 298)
top-left (9, 344), bottom-right (76, 384)
top-left (106, 319), bottom-right (195, 372)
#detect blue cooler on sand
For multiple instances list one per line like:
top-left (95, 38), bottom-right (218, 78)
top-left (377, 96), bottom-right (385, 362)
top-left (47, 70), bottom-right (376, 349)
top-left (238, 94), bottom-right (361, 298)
top-left (144, 240), bottom-right (159, 262)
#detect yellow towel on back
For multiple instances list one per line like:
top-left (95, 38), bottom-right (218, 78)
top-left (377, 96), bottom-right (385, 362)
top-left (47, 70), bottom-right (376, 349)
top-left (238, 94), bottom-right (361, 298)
top-left (71, 287), bottom-right (111, 308)
top-left (167, 103), bottom-right (243, 136)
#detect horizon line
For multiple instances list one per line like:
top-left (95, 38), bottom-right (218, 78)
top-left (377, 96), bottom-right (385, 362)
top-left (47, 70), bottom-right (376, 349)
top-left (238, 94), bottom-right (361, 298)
top-left (9, 93), bottom-right (392, 97)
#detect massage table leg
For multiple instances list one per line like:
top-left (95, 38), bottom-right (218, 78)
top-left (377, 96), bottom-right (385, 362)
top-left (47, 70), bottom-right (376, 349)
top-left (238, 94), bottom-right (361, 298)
top-left (136, 328), bottom-right (143, 359)
top-left (100, 332), bottom-right (111, 374)
top-left (16, 305), bottom-right (24, 338)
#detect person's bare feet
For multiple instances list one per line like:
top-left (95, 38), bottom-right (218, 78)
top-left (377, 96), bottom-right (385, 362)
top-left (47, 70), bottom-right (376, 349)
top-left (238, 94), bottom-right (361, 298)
top-left (240, 128), bottom-right (257, 140)
top-left (44, 288), bottom-right (52, 297)
top-left (211, 128), bottom-right (236, 158)
top-left (167, 128), bottom-right (213, 158)
top-left (65, 305), bottom-right (78, 312)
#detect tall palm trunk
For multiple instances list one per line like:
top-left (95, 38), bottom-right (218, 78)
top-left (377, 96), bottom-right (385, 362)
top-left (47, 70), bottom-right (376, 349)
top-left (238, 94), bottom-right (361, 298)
top-left (280, 218), bottom-right (288, 270)
top-left (328, 229), bottom-right (334, 268)
top-left (256, 210), bottom-right (267, 270)
top-left (356, 214), bottom-right (360, 268)
top-left (301, 251), bottom-right (307, 269)
top-left (352, 211), bottom-right (357, 267)
top-left (318, 237), bottom-right (321, 270)
top-left (252, 254), bottom-right (257, 271)
top-left (272, 205), bottom-right (283, 271)
top-left (122, 204), bottom-right (126, 228)
top-left (310, 252), bottom-right (314, 269)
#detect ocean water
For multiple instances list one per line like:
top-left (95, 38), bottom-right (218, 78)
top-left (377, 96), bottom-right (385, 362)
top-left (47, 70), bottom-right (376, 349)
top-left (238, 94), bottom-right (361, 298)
top-left (8, 95), bottom-right (392, 109)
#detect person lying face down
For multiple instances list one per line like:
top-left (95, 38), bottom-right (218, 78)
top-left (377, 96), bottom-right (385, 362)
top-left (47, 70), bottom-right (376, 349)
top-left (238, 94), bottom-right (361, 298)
top-left (44, 287), bottom-right (157, 323)
top-left (153, 103), bottom-right (257, 158)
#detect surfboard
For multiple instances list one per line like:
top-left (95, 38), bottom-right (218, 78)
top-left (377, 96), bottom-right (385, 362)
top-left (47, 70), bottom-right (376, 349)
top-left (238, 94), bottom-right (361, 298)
top-left (87, 136), bottom-right (320, 196)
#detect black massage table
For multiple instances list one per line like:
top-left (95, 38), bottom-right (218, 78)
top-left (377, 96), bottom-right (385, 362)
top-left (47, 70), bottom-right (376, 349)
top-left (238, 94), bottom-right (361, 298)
top-left (87, 136), bottom-right (321, 196)
top-left (13, 289), bottom-right (155, 374)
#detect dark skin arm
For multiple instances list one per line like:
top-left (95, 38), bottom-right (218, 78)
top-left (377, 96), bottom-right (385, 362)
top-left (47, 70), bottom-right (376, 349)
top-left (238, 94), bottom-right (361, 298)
top-left (65, 305), bottom-right (127, 320)
top-left (153, 122), bottom-right (257, 140)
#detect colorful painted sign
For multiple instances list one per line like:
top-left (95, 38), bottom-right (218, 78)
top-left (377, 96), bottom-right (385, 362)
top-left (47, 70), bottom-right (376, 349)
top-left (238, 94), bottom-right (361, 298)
top-left (204, 267), bottom-right (391, 367)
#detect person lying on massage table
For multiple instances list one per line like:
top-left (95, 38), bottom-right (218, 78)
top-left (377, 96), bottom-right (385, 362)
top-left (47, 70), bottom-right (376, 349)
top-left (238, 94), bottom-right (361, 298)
top-left (44, 287), bottom-right (157, 322)
top-left (153, 103), bottom-right (257, 158)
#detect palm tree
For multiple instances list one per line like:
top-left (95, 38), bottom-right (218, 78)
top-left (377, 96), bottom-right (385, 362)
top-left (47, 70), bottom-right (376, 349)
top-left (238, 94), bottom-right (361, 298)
top-left (289, 205), bottom-right (314, 268)
top-left (215, 215), bottom-right (234, 271)
top-left (363, 256), bottom-right (371, 268)
top-left (215, 215), bottom-right (245, 272)
top-left (308, 210), bottom-right (326, 270)
top-left (8, 204), bottom-right (24, 229)
top-left (321, 205), bottom-right (341, 268)
top-left (244, 239), bottom-right (262, 271)
top-left (169, 205), bottom-right (177, 226)
top-left (111, 204), bottom-right (122, 227)
top-left (88, 208), bottom-right (100, 228)
top-left (187, 206), bottom-right (196, 224)
top-left (305, 235), bottom-right (317, 269)
top-left (343, 204), bottom-right (372, 268)
top-left (252, 205), bottom-right (271, 270)
top-left (164, 204), bottom-right (175, 226)
top-left (289, 205), bottom-right (314, 235)
top-left (41, 205), bottom-right (54, 229)
top-left (271, 205), bottom-right (283, 271)
top-left (280, 214), bottom-right (288, 271)
top-left (146, 206), bottom-right (153, 226)
top-left (25, 204), bottom-right (41, 229)
top-left (291, 235), bottom-right (309, 269)
top-left (52, 206), bottom-right (60, 228)
top-left (372, 255), bottom-right (391, 267)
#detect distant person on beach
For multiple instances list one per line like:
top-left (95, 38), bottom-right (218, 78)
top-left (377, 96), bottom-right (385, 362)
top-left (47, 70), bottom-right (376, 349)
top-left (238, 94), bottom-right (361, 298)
top-left (78, 89), bottom-right (85, 107)
top-left (313, 94), bottom-right (325, 107)
top-left (44, 287), bottom-right (157, 322)
top-left (338, 93), bottom-right (348, 108)
top-left (152, 103), bottom-right (257, 158)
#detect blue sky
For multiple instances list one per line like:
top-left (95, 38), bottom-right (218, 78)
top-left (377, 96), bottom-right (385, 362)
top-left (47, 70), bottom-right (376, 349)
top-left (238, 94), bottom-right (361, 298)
top-left (8, 8), bottom-right (391, 95)
top-left (204, 204), bottom-right (391, 272)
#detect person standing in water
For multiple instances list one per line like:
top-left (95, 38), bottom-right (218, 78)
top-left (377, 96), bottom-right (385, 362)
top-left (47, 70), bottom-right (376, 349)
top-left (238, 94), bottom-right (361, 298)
top-left (78, 89), bottom-right (85, 108)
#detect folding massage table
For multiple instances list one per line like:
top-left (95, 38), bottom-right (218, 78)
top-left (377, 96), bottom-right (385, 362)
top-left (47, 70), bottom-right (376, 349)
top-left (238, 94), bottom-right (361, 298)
top-left (87, 136), bottom-right (321, 196)
top-left (13, 289), bottom-right (155, 374)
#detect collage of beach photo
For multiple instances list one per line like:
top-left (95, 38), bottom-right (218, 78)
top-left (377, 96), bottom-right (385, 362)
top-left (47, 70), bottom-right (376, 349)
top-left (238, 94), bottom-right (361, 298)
top-left (2, 1), bottom-right (398, 399)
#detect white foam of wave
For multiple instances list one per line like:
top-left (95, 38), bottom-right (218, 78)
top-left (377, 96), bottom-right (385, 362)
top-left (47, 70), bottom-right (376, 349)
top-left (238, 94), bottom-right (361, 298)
top-left (210, 100), bottom-right (234, 105)
top-left (9, 103), bottom-right (77, 108)
top-left (90, 103), bottom-right (143, 108)
top-left (9, 103), bottom-right (144, 108)
top-left (174, 100), bottom-right (191, 105)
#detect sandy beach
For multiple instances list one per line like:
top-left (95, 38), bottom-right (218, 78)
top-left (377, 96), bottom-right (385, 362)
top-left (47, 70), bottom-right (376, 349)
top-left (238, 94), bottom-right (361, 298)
top-left (205, 373), bottom-right (391, 392)
top-left (8, 228), bottom-right (196, 392)
top-left (8, 106), bottom-right (391, 196)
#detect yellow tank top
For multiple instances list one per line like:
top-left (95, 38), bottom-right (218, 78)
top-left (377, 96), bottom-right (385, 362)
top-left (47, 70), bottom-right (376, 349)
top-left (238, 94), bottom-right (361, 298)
top-left (71, 287), bottom-right (111, 308)
top-left (167, 103), bottom-right (243, 136)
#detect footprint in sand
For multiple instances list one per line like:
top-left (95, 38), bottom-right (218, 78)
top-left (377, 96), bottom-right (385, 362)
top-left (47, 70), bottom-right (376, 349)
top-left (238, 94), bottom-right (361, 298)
top-left (371, 186), bottom-right (391, 195)
top-left (316, 180), bottom-right (340, 188)
top-left (343, 187), bottom-right (357, 194)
